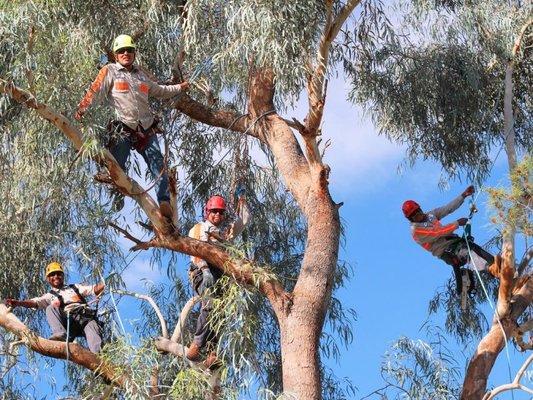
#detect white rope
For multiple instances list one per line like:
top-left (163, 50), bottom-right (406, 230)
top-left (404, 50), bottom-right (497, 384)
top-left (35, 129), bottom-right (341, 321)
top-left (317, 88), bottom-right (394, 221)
top-left (463, 233), bottom-right (514, 391)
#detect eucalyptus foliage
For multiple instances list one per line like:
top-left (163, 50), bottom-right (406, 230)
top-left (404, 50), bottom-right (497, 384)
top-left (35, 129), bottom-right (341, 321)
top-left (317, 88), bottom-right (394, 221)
top-left (373, 331), bottom-right (461, 400)
top-left (0, 0), bottom-right (360, 398)
top-left (346, 0), bottom-right (532, 181)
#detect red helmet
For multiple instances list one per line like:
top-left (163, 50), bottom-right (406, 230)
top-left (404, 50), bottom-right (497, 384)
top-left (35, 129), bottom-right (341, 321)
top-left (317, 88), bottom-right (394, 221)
top-left (204, 195), bottom-right (226, 218)
top-left (402, 200), bottom-right (420, 218)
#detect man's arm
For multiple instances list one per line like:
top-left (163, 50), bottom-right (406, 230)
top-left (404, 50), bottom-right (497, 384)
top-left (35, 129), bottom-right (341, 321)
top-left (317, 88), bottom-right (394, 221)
top-left (226, 196), bottom-right (251, 240)
top-left (75, 65), bottom-right (111, 120)
top-left (5, 298), bottom-right (39, 309)
top-left (146, 77), bottom-right (189, 100)
top-left (431, 186), bottom-right (474, 220)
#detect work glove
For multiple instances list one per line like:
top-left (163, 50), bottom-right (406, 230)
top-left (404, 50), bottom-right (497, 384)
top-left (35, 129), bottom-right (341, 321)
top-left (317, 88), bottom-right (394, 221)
top-left (5, 299), bottom-right (17, 308)
top-left (462, 185), bottom-right (475, 198)
top-left (457, 217), bottom-right (469, 226)
top-left (201, 268), bottom-right (215, 288)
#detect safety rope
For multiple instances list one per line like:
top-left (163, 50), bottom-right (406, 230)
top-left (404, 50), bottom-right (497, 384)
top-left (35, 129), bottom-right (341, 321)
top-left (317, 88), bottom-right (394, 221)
top-left (98, 270), bottom-right (127, 338)
top-left (459, 115), bottom-right (520, 392)
top-left (65, 310), bottom-right (71, 363)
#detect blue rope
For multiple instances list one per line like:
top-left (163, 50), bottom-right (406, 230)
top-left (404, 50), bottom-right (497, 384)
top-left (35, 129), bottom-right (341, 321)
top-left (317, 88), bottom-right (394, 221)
top-left (65, 310), bottom-right (70, 363)
top-left (98, 270), bottom-right (127, 338)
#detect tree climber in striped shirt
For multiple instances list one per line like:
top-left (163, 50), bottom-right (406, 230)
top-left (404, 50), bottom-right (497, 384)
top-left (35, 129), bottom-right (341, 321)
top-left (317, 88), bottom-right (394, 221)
top-left (402, 186), bottom-right (501, 295)
top-left (75, 34), bottom-right (189, 218)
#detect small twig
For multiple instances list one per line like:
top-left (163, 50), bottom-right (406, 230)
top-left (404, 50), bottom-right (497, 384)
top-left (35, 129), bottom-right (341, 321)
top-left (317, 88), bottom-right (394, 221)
top-left (107, 222), bottom-right (150, 250)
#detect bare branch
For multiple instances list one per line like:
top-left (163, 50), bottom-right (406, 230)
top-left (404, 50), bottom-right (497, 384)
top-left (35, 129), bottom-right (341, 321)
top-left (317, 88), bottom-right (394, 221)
top-left (110, 289), bottom-right (168, 339)
top-left (170, 296), bottom-right (200, 343)
top-left (107, 222), bottom-right (151, 251)
top-left (483, 353), bottom-right (533, 399)
top-left (305, 0), bottom-right (360, 143)
top-left (511, 18), bottom-right (533, 57)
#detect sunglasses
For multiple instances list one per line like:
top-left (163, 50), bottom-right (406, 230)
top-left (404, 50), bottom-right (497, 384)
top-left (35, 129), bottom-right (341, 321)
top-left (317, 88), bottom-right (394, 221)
top-left (48, 271), bottom-right (64, 277)
top-left (209, 209), bottom-right (225, 215)
top-left (116, 47), bottom-right (135, 55)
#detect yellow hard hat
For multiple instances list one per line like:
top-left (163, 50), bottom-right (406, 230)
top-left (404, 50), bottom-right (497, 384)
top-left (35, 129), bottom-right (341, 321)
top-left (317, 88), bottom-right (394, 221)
top-left (45, 261), bottom-right (64, 277)
top-left (113, 34), bottom-right (136, 53)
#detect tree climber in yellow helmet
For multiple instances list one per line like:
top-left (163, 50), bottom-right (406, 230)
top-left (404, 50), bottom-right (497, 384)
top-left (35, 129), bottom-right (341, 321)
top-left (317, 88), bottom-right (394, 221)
top-left (6, 262), bottom-right (105, 353)
top-left (75, 34), bottom-right (190, 218)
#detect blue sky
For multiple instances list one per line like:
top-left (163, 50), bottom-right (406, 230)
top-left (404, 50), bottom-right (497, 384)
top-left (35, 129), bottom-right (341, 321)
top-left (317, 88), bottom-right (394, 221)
top-left (8, 73), bottom-right (531, 399)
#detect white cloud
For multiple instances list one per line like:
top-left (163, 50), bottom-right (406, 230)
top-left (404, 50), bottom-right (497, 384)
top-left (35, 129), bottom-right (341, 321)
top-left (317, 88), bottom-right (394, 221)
top-left (289, 76), bottom-right (406, 194)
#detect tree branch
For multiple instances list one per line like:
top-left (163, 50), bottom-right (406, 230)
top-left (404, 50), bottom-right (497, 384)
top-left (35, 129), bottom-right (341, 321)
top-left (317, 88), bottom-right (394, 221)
top-left (0, 79), bottom-right (173, 236)
top-left (152, 235), bottom-right (291, 318)
top-left (107, 222), bottom-right (152, 251)
top-left (172, 93), bottom-right (250, 136)
top-left (461, 277), bottom-right (533, 399)
top-left (304, 0), bottom-right (360, 160)
top-left (483, 353), bottom-right (533, 399)
top-left (0, 304), bottom-right (129, 388)
top-left (110, 290), bottom-right (168, 339)
top-left (170, 296), bottom-right (201, 343)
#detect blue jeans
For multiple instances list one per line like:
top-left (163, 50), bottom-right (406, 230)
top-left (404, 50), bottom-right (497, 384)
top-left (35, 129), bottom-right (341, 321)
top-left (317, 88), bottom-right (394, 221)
top-left (109, 133), bottom-right (170, 203)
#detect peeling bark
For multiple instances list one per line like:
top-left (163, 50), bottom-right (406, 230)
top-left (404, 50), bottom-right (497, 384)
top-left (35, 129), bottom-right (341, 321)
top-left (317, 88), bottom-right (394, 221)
top-left (461, 278), bottom-right (533, 399)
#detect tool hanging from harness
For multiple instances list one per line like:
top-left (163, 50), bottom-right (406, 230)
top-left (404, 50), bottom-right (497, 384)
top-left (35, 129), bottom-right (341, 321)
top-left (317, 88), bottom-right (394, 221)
top-left (106, 118), bottom-right (163, 152)
top-left (49, 284), bottom-right (98, 326)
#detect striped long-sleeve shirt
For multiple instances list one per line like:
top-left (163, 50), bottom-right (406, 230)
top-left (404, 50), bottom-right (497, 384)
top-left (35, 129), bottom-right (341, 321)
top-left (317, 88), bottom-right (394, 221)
top-left (410, 194), bottom-right (465, 257)
top-left (77, 62), bottom-right (183, 130)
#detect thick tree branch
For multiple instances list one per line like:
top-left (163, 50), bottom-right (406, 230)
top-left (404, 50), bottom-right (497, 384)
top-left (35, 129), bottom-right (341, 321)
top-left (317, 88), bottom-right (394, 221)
top-left (0, 304), bottom-right (129, 388)
top-left (172, 93), bottom-right (250, 135)
top-left (152, 235), bottom-right (291, 318)
top-left (0, 79), bottom-right (173, 235)
top-left (461, 277), bottom-right (533, 399)
top-left (304, 0), bottom-right (360, 163)
top-left (171, 296), bottom-right (200, 343)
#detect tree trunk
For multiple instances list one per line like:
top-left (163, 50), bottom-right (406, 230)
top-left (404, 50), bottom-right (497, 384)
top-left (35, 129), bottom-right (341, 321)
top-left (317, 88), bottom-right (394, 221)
top-left (279, 183), bottom-right (340, 399)
top-left (461, 277), bottom-right (533, 399)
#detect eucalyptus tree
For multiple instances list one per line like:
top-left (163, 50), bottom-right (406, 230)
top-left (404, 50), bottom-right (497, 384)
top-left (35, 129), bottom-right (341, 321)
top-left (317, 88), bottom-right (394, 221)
top-left (346, 0), bottom-right (532, 398)
top-left (0, 0), bottom-right (386, 399)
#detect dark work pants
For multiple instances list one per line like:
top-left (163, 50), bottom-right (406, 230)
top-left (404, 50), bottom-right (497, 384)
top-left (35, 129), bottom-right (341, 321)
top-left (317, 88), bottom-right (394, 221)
top-left (189, 264), bottom-right (223, 349)
top-left (46, 305), bottom-right (102, 353)
top-left (109, 130), bottom-right (169, 204)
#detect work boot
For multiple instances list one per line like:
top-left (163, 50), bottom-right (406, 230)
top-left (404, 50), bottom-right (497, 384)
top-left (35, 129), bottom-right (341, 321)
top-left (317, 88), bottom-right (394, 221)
top-left (159, 201), bottom-right (173, 220)
top-left (49, 333), bottom-right (67, 341)
top-left (488, 255), bottom-right (502, 278)
top-left (203, 351), bottom-right (220, 370)
top-left (186, 342), bottom-right (201, 362)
